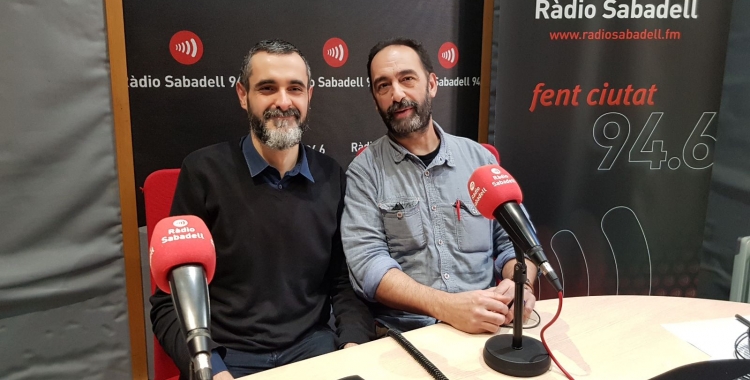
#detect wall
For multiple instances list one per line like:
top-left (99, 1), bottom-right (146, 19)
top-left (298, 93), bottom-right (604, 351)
top-left (0, 1), bottom-right (133, 379)
top-left (699, 0), bottom-right (750, 300)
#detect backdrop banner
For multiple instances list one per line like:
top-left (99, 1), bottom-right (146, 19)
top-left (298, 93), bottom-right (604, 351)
top-left (124, 0), bottom-right (485, 226)
top-left (492, 0), bottom-right (733, 299)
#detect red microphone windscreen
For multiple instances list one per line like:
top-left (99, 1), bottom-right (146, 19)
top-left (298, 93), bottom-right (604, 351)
top-left (467, 164), bottom-right (523, 219)
top-left (149, 215), bottom-right (216, 294)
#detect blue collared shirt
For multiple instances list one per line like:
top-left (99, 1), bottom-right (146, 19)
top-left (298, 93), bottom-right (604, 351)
top-left (341, 122), bottom-right (518, 332)
top-left (240, 134), bottom-right (314, 187)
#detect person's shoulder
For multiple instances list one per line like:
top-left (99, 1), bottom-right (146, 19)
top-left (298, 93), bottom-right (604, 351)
top-left (443, 132), bottom-right (481, 150)
top-left (442, 132), bottom-right (496, 164)
top-left (348, 135), bottom-right (390, 171)
top-left (182, 140), bottom-right (237, 168)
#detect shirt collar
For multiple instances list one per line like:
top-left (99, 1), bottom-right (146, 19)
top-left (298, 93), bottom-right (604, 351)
top-left (387, 122), bottom-right (455, 167)
top-left (241, 135), bottom-right (315, 183)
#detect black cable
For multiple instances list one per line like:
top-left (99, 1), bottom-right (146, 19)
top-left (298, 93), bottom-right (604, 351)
top-left (735, 331), bottom-right (749, 360)
top-left (500, 309), bottom-right (541, 329)
top-left (386, 329), bottom-right (449, 380)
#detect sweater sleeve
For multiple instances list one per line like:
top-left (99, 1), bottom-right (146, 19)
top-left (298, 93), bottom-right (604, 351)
top-left (328, 167), bottom-right (376, 346)
top-left (149, 159), bottom-right (222, 377)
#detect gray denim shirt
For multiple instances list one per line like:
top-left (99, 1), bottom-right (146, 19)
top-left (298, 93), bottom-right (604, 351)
top-left (341, 123), bottom-right (517, 331)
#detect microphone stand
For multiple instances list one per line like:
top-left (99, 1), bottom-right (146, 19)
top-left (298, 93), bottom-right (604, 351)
top-left (483, 256), bottom-right (550, 377)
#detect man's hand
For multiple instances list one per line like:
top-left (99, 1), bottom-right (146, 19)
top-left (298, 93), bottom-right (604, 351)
top-left (493, 278), bottom-right (536, 324)
top-left (438, 289), bottom-right (512, 334)
top-left (214, 371), bottom-right (234, 380)
top-left (343, 343), bottom-right (358, 349)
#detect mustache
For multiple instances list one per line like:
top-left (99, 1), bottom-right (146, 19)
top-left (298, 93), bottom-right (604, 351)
top-left (263, 107), bottom-right (300, 120)
top-left (387, 99), bottom-right (419, 115)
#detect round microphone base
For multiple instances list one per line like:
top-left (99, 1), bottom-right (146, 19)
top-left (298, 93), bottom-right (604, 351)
top-left (483, 334), bottom-right (551, 377)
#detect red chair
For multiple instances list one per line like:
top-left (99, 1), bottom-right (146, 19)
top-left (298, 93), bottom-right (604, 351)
top-left (481, 143), bottom-right (501, 165)
top-left (143, 169), bottom-right (182, 380)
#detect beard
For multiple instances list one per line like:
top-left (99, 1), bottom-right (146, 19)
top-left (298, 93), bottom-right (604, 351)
top-left (378, 86), bottom-right (432, 138)
top-left (247, 105), bottom-right (308, 150)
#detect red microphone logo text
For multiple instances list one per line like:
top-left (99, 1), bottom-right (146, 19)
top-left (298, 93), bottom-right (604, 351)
top-left (170, 31), bottom-right (204, 65)
top-left (161, 226), bottom-right (206, 244)
top-left (492, 174), bottom-right (516, 187)
top-left (470, 186), bottom-right (487, 206)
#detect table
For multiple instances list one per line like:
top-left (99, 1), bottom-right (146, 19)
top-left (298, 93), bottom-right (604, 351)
top-left (241, 296), bottom-right (750, 379)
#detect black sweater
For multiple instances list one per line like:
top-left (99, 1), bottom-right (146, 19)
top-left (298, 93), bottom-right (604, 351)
top-left (150, 140), bottom-right (374, 376)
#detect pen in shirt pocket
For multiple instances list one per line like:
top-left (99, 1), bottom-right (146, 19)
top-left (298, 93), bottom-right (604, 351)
top-left (454, 199), bottom-right (461, 221)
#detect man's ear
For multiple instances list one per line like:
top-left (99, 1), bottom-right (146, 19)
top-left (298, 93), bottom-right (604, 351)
top-left (308, 85), bottom-right (314, 102)
top-left (428, 72), bottom-right (438, 98)
top-left (236, 82), bottom-right (248, 111)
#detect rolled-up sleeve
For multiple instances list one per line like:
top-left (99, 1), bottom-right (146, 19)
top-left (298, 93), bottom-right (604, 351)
top-left (342, 159), bottom-right (400, 302)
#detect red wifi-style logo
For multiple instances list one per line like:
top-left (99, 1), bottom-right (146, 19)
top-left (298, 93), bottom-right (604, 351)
top-left (170, 31), bottom-right (203, 65)
top-left (323, 38), bottom-right (348, 68)
top-left (438, 42), bottom-right (458, 69)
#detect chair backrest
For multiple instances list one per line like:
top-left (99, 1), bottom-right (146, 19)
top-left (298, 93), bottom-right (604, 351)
top-left (143, 168), bottom-right (181, 380)
top-left (481, 143), bottom-right (501, 165)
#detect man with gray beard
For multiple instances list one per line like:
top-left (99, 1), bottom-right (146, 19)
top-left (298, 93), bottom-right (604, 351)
top-left (150, 39), bottom-right (374, 380)
top-left (342, 38), bottom-right (538, 335)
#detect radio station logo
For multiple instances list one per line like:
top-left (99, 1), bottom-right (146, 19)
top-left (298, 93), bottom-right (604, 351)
top-left (438, 42), bottom-right (459, 69)
top-left (170, 31), bottom-right (203, 65)
top-left (323, 37), bottom-right (348, 68)
top-left (173, 219), bottom-right (188, 227)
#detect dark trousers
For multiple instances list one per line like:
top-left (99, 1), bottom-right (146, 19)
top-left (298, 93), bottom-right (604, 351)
top-left (222, 324), bottom-right (337, 378)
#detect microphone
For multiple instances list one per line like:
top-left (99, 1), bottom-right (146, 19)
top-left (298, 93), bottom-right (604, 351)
top-left (150, 215), bottom-right (216, 380)
top-left (467, 164), bottom-right (563, 292)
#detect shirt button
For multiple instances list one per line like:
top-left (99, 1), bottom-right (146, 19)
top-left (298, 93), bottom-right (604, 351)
top-left (438, 239), bottom-right (443, 246)
top-left (431, 205), bottom-right (437, 211)
top-left (424, 171), bottom-right (430, 177)
top-left (277, 184), bottom-right (283, 189)
top-left (443, 273), bottom-right (450, 280)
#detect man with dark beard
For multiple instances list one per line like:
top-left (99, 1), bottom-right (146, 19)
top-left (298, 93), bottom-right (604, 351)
top-left (342, 38), bottom-right (538, 334)
top-left (150, 40), bottom-right (374, 380)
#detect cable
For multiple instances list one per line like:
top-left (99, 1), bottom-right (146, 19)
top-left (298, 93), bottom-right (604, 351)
top-left (386, 329), bottom-right (449, 380)
top-left (735, 331), bottom-right (749, 360)
top-left (501, 309), bottom-right (542, 329)
top-left (540, 291), bottom-right (574, 380)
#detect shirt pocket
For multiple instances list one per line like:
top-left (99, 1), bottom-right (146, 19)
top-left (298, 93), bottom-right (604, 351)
top-left (455, 199), bottom-right (492, 253)
top-left (379, 198), bottom-right (426, 253)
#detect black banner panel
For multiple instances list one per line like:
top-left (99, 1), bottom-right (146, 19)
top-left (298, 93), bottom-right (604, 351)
top-left (493, 0), bottom-right (732, 299)
top-left (124, 0), bottom-right (484, 226)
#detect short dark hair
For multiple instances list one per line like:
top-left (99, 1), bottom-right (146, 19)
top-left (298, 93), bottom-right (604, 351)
top-left (366, 37), bottom-right (434, 89)
top-left (239, 39), bottom-right (311, 89)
